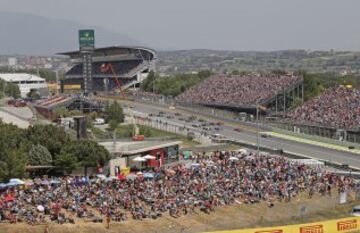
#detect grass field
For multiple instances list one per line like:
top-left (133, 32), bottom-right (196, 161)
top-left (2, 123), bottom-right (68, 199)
top-left (90, 124), bottom-right (199, 148)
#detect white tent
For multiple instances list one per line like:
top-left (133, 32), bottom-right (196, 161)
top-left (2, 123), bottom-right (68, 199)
top-left (143, 154), bottom-right (156, 160)
top-left (132, 157), bottom-right (147, 162)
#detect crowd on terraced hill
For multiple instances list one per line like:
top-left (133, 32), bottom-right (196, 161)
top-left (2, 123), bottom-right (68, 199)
top-left (176, 74), bottom-right (300, 107)
top-left (0, 150), bottom-right (354, 225)
top-left (288, 86), bottom-right (360, 130)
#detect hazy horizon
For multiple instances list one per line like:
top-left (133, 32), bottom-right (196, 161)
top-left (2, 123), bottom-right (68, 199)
top-left (1, 0), bottom-right (360, 51)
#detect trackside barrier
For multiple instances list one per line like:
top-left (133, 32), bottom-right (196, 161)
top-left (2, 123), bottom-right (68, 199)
top-left (203, 217), bottom-right (360, 233)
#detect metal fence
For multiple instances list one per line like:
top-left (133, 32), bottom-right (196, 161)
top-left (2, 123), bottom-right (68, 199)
top-left (270, 121), bottom-right (360, 144)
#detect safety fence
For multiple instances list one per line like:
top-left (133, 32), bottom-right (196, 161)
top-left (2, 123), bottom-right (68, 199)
top-left (203, 216), bottom-right (360, 233)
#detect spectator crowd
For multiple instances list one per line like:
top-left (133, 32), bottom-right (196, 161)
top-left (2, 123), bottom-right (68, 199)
top-left (176, 74), bottom-right (300, 107)
top-left (0, 150), bottom-right (354, 225)
top-left (288, 86), bottom-right (360, 130)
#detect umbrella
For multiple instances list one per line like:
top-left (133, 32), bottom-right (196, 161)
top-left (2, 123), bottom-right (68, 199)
top-left (50, 179), bottom-right (61, 185)
top-left (40, 180), bottom-right (50, 185)
top-left (132, 157), bottom-right (146, 162)
top-left (143, 173), bottom-right (154, 179)
top-left (229, 156), bottom-right (239, 161)
top-left (136, 172), bottom-right (143, 176)
top-left (143, 154), bottom-right (156, 160)
top-left (37, 205), bottom-right (45, 212)
top-left (191, 163), bottom-right (200, 167)
top-left (7, 178), bottom-right (24, 186)
top-left (126, 174), bottom-right (137, 180)
top-left (104, 177), bottom-right (117, 182)
top-left (5, 195), bottom-right (14, 202)
top-left (0, 183), bottom-right (7, 189)
top-left (237, 148), bottom-right (248, 153)
top-left (96, 174), bottom-right (107, 180)
top-left (117, 174), bottom-right (126, 181)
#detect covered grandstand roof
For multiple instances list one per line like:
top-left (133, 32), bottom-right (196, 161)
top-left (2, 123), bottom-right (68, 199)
top-left (34, 95), bottom-right (104, 110)
top-left (58, 46), bottom-right (157, 60)
top-left (99, 140), bottom-right (182, 156)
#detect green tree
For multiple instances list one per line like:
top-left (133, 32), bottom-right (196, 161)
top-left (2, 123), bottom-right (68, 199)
top-left (0, 80), bottom-right (6, 99)
top-left (5, 83), bottom-right (21, 99)
top-left (141, 70), bottom-right (213, 97)
top-left (0, 122), bottom-right (28, 157)
top-left (231, 70), bottom-right (240, 75)
top-left (104, 101), bottom-right (124, 130)
top-left (0, 122), bottom-right (29, 182)
top-left (28, 144), bottom-right (52, 166)
top-left (54, 153), bottom-right (79, 174)
top-left (26, 89), bottom-right (40, 100)
top-left (26, 125), bottom-right (71, 156)
top-left (59, 140), bottom-right (111, 174)
top-left (0, 149), bottom-right (27, 183)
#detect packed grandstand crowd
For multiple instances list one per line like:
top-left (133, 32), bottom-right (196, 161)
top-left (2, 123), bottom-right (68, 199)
top-left (176, 74), bottom-right (300, 107)
top-left (287, 86), bottom-right (360, 130)
top-left (0, 150), bottom-right (354, 225)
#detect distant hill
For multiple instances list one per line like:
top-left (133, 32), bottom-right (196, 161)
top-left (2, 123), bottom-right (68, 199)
top-left (157, 49), bottom-right (360, 74)
top-left (0, 12), bottom-right (141, 55)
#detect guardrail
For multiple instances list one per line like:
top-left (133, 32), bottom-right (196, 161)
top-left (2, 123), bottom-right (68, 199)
top-left (269, 126), bottom-right (360, 149)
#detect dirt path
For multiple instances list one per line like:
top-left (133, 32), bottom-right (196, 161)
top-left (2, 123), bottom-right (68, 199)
top-left (1, 193), bottom-right (358, 233)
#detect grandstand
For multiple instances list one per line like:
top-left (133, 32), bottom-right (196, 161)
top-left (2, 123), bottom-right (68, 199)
top-left (275, 85), bottom-right (360, 143)
top-left (176, 74), bottom-right (304, 113)
top-left (59, 46), bottom-right (157, 93)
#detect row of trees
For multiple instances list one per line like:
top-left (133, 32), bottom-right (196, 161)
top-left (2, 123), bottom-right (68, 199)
top-left (141, 70), bottom-right (212, 97)
top-left (0, 122), bottom-right (111, 182)
top-left (0, 79), bottom-right (21, 99)
top-left (300, 71), bottom-right (360, 101)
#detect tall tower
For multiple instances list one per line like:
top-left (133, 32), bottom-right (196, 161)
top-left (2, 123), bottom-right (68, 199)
top-left (79, 29), bottom-right (95, 95)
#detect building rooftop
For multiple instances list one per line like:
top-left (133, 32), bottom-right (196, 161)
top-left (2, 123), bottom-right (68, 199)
top-left (99, 139), bottom-right (182, 156)
top-left (0, 73), bottom-right (44, 82)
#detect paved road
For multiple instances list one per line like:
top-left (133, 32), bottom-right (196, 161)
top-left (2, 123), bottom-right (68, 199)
top-left (0, 106), bottom-right (32, 128)
top-left (121, 100), bottom-right (360, 169)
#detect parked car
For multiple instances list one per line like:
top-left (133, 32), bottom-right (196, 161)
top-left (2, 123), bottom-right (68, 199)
top-left (94, 118), bottom-right (105, 125)
top-left (351, 205), bottom-right (360, 216)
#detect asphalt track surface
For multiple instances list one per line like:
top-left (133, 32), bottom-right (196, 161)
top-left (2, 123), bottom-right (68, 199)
top-left (121, 100), bottom-right (360, 169)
